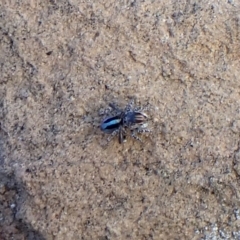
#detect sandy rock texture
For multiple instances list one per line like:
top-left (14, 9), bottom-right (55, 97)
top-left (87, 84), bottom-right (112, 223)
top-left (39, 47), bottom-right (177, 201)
top-left (1, 0), bottom-right (240, 239)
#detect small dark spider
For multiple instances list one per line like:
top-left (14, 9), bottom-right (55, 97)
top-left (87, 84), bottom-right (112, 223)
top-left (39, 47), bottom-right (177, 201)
top-left (100, 99), bottom-right (150, 144)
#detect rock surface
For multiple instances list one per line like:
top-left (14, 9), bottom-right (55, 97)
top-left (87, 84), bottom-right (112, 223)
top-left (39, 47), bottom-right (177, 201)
top-left (1, 0), bottom-right (240, 239)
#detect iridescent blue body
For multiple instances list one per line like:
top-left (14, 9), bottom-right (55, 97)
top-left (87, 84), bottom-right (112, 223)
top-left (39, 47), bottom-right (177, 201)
top-left (100, 115), bottom-right (123, 133)
top-left (100, 100), bottom-right (150, 144)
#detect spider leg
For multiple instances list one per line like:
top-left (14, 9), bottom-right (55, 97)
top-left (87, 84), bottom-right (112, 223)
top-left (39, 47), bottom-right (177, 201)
top-left (109, 103), bottom-right (122, 115)
top-left (125, 99), bottom-right (135, 112)
top-left (130, 130), bottom-right (143, 142)
top-left (107, 129), bottom-right (119, 142)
